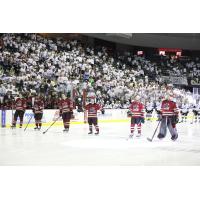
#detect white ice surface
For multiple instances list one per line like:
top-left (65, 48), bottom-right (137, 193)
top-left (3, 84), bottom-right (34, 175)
top-left (0, 121), bottom-right (200, 165)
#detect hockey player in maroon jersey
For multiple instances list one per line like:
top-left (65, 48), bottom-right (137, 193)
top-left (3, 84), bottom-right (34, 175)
top-left (157, 94), bottom-right (179, 141)
top-left (128, 95), bottom-right (145, 138)
top-left (11, 93), bottom-right (27, 128)
top-left (59, 93), bottom-right (74, 132)
top-left (32, 94), bottom-right (44, 130)
top-left (85, 97), bottom-right (101, 135)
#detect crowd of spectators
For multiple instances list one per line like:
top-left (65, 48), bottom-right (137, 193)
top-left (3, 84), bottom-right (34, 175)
top-left (0, 33), bottom-right (199, 110)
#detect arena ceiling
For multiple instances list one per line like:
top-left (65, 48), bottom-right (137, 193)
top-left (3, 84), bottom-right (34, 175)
top-left (82, 33), bottom-right (200, 50)
top-left (150, 33), bottom-right (200, 38)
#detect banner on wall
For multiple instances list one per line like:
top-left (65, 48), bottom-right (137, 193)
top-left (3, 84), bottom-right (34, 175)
top-left (170, 76), bottom-right (188, 85)
top-left (161, 76), bottom-right (188, 85)
top-left (0, 109), bottom-right (195, 127)
top-left (2, 109), bottom-right (129, 126)
top-left (1, 110), bottom-right (6, 127)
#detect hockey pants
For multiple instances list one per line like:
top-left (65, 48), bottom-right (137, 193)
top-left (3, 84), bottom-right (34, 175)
top-left (158, 116), bottom-right (178, 138)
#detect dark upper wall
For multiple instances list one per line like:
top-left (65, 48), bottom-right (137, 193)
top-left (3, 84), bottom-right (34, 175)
top-left (82, 33), bottom-right (200, 50)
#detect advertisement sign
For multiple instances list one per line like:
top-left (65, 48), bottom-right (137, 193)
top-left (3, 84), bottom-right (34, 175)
top-left (1, 110), bottom-right (6, 127)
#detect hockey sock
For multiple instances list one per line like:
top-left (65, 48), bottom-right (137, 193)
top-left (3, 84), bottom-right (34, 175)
top-left (130, 124), bottom-right (135, 134)
top-left (66, 122), bottom-right (70, 129)
top-left (137, 124), bottom-right (141, 134)
top-left (64, 122), bottom-right (70, 129)
top-left (12, 119), bottom-right (16, 126)
top-left (95, 125), bottom-right (99, 133)
top-left (89, 125), bottom-right (93, 132)
top-left (35, 120), bottom-right (38, 127)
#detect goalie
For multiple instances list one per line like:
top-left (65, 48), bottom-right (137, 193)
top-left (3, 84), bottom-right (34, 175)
top-left (157, 94), bottom-right (179, 141)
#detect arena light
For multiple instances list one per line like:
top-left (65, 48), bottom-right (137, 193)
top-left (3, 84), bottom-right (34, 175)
top-left (176, 51), bottom-right (182, 57)
top-left (137, 51), bottom-right (143, 56)
top-left (159, 50), bottom-right (165, 56)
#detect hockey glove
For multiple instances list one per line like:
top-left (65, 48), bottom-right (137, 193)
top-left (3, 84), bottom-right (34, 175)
top-left (127, 110), bottom-right (132, 117)
top-left (175, 116), bottom-right (179, 124)
top-left (141, 117), bottom-right (145, 124)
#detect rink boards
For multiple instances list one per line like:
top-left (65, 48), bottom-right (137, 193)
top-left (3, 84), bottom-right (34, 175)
top-left (0, 109), bottom-right (195, 127)
top-left (0, 109), bottom-right (129, 127)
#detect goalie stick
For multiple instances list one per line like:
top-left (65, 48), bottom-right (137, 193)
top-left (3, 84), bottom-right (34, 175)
top-left (147, 120), bottom-right (161, 142)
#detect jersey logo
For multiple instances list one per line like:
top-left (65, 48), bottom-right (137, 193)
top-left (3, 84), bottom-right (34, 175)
top-left (133, 104), bottom-right (139, 111)
top-left (89, 107), bottom-right (96, 113)
top-left (62, 102), bottom-right (69, 108)
top-left (163, 103), bottom-right (170, 110)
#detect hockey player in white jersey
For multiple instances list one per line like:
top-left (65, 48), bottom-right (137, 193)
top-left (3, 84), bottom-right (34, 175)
top-left (155, 99), bottom-right (162, 121)
top-left (192, 101), bottom-right (200, 123)
top-left (180, 100), bottom-right (190, 122)
top-left (145, 100), bottom-right (154, 121)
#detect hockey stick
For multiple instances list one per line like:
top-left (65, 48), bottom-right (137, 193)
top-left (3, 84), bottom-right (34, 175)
top-left (24, 115), bottom-right (33, 131)
top-left (42, 116), bottom-right (60, 134)
top-left (147, 120), bottom-right (161, 142)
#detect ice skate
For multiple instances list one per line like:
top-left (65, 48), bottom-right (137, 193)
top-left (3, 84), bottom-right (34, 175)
top-left (171, 134), bottom-right (178, 141)
top-left (136, 133), bottom-right (141, 138)
top-left (157, 133), bottom-right (165, 139)
top-left (63, 128), bottom-right (69, 133)
top-left (11, 125), bottom-right (16, 129)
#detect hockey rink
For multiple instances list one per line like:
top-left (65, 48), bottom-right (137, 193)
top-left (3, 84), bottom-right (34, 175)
top-left (0, 121), bottom-right (200, 166)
